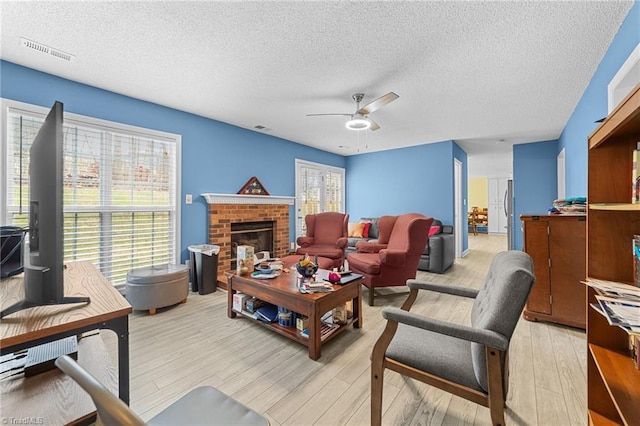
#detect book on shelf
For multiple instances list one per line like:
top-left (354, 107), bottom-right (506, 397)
top-left (633, 142), bottom-right (640, 203)
top-left (300, 322), bottom-right (339, 341)
top-left (256, 304), bottom-right (279, 323)
top-left (635, 235), bottom-right (640, 287)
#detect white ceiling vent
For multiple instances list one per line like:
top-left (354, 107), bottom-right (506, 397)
top-left (21, 37), bottom-right (75, 62)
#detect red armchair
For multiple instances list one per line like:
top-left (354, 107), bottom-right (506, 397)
top-left (296, 212), bottom-right (349, 269)
top-left (347, 213), bottom-right (433, 306)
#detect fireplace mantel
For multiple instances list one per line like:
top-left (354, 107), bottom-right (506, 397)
top-left (202, 193), bottom-right (295, 205)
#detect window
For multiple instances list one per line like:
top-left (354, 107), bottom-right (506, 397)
top-left (294, 159), bottom-right (345, 238)
top-left (1, 100), bottom-right (181, 285)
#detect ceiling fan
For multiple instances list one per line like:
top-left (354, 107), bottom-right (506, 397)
top-left (306, 92), bottom-right (399, 131)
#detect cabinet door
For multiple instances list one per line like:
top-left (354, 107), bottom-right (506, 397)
top-left (549, 219), bottom-right (586, 326)
top-left (488, 204), bottom-right (500, 233)
top-left (488, 178), bottom-right (500, 204)
top-left (523, 220), bottom-right (551, 314)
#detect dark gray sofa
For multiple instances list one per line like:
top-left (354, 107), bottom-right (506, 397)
top-left (417, 219), bottom-right (455, 274)
top-left (346, 217), bottom-right (454, 274)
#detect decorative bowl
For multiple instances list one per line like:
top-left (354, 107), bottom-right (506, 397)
top-left (296, 262), bottom-right (318, 278)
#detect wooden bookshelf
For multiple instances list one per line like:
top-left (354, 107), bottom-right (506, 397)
top-left (587, 82), bottom-right (640, 425)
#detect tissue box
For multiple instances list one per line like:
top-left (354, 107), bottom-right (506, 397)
top-left (333, 304), bottom-right (348, 325)
top-left (232, 293), bottom-right (251, 312)
top-left (296, 316), bottom-right (309, 331)
top-left (237, 245), bottom-right (255, 274)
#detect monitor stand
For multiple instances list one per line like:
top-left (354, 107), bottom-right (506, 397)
top-left (0, 266), bottom-right (90, 318)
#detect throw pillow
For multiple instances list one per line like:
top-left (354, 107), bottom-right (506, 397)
top-left (348, 222), bottom-right (366, 238)
top-left (428, 225), bottom-right (441, 237)
top-left (359, 221), bottom-right (372, 238)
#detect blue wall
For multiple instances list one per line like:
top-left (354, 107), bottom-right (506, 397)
top-left (513, 140), bottom-right (559, 250)
top-left (0, 61), bottom-right (346, 262)
top-left (346, 140), bottom-right (468, 252)
top-left (559, 1), bottom-right (640, 197)
top-left (4, 0), bottom-right (636, 264)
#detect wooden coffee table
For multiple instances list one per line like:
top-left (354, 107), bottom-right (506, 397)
top-left (227, 270), bottom-right (362, 360)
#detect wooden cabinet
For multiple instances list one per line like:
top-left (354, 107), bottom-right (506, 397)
top-left (586, 82), bottom-right (640, 425)
top-left (521, 214), bottom-right (586, 328)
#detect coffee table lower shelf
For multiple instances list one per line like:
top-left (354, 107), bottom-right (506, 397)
top-left (232, 308), bottom-right (356, 346)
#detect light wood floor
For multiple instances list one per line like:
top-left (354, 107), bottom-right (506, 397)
top-left (104, 234), bottom-right (587, 425)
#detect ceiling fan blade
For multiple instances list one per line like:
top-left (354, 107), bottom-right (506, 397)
top-left (306, 113), bottom-right (352, 117)
top-left (357, 92), bottom-right (399, 115)
top-left (368, 118), bottom-right (380, 131)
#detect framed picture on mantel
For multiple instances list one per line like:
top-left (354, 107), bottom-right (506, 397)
top-left (238, 176), bottom-right (269, 195)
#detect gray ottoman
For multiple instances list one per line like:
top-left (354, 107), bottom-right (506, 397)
top-left (126, 264), bottom-right (189, 315)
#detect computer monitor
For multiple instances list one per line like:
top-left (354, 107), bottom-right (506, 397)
top-left (1, 101), bottom-right (89, 318)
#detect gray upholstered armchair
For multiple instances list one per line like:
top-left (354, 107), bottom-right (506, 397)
top-left (371, 251), bottom-right (535, 426)
top-left (55, 355), bottom-right (268, 425)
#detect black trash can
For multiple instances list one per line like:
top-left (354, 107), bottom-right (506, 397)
top-left (1, 226), bottom-right (25, 278)
top-left (188, 244), bottom-right (220, 294)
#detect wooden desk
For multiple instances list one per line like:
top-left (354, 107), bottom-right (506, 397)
top-left (0, 261), bottom-right (132, 421)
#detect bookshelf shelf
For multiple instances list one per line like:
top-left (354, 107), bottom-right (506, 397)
top-left (588, 343), bottom-right (640, 425)
top-left (587, 81), bottom-right (640, 425)
top-left (589, 203), bottom-right (640, 211)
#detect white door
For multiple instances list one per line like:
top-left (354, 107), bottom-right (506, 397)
top-left (454, 159), bottom-right (463, 258)
top-left (488, 204), bottom-right (501, 233)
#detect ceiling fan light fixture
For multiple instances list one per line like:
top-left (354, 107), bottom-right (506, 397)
top-left (345, 116), bottom-right (371, 131)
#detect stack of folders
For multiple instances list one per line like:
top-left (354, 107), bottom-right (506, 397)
top-left (300, 281), bottom-right (333, 293)
top-left (584, 278), bottom-right (640, 368)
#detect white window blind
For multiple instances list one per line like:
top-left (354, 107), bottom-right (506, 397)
top-left (294, 159), bottom-right (345, 238)
top-left (3, 101), bottom-right (180, 285)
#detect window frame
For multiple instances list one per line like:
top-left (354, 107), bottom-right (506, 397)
top-left (1, 98), bottom-right (182, 283)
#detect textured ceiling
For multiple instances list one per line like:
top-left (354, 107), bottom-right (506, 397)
top-left (0, 1), bottom-right (634, 176)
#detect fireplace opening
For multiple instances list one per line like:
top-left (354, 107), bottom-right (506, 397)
top-left (231, 221), bottom-right (274, 269)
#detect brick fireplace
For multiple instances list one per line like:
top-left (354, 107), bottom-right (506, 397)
top-left (202, 193), bottom-right (295, 287)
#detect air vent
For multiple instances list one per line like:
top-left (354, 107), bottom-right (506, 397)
top-left (253, 125), bottom-right (271, 131)
top-left (21, 37), bottom-right (75, 62)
